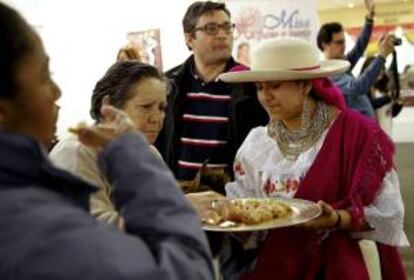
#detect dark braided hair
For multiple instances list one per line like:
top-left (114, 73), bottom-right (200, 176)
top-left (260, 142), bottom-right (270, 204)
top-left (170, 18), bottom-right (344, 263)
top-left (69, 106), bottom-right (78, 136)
top-left (0, 3), bottom-right (35, 98)
top-left (90, 61), bottom-right (166, 122)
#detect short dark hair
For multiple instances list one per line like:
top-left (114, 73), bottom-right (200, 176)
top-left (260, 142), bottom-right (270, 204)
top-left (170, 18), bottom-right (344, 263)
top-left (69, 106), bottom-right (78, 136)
top-left (90, 61), bottom-right (165, 122)
top-left (182, 1), bottom-right (231, 34)
top-left (317, 22), bottom-right (343, 51)
top-left (0, 3), bottom-right (35, 98)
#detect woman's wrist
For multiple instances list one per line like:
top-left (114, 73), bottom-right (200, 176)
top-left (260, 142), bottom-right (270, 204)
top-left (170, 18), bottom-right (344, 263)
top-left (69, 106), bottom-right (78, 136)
top-left (333, 210), bottom-right (351, 230)
top-left (333, 210), bottom-right (342, 229)
top-left (366, 14), bottom-right (374, 23)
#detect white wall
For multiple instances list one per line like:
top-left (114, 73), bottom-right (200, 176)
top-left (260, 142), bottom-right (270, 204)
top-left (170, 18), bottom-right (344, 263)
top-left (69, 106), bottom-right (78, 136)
top-left (6, 0), bottom-right (196, 136)
top-left (5, 0), bottom-right (414, 142)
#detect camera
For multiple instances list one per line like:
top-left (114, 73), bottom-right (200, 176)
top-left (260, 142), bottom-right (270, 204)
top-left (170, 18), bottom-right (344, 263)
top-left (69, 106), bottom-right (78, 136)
top-left (394, 37), bottom-right (402, 46)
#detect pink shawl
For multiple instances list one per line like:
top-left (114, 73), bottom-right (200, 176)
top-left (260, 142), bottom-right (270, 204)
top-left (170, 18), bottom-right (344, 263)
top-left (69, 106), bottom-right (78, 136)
top-left (242, 109), bottom-right (405, 280)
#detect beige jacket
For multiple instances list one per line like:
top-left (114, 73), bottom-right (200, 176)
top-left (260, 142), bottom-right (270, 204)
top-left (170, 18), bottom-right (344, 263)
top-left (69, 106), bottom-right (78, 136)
top-left (50, 134), bottom-right (162, 227)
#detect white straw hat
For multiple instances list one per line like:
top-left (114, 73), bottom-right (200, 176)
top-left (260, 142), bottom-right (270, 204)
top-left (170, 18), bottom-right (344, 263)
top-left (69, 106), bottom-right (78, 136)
top-left (220, 37), bottom-right (350, 83)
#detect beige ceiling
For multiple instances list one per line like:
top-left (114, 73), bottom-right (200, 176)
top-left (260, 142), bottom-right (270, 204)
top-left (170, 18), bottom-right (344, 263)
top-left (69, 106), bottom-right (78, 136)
top-left (318, 0), bottom-right (409, 11)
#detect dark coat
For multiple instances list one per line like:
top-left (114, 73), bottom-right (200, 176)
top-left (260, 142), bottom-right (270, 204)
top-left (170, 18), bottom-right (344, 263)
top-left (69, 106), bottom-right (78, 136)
top-left (155, 56), bottom-right (268, 178)
top-left (0, 132), bottom-right (213, 280)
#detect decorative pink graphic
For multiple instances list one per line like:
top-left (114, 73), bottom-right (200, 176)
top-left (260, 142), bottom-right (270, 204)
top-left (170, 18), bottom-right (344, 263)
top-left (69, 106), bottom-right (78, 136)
top-left (226, 0), bottom-right (318, 66)
top-left (261, 173), bottom-right (301, 197)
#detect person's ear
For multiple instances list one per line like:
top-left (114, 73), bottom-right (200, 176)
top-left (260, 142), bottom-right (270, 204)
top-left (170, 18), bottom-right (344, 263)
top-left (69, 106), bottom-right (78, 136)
top-left (184, 32), bottom-right (194, 51)
top-left (101, 95), bottom-right (110, 107)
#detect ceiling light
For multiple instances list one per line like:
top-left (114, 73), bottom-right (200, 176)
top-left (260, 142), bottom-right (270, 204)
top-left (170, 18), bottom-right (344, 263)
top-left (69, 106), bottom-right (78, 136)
top-left (348, 2), bottom-right (355, 8)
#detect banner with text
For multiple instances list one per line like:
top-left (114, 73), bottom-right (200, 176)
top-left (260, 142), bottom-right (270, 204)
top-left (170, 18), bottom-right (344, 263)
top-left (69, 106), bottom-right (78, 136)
top-left (226, 0), bottom-right (318, 66)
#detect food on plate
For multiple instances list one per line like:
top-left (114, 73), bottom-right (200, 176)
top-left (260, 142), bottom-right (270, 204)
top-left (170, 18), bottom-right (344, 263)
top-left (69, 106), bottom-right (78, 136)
top-left (230, 199), bottom-right (292, 225)
top-left (187, 191), bottom-right (293, 226)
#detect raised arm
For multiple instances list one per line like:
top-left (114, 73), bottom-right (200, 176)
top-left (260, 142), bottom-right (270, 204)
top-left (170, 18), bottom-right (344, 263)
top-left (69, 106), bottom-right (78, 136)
top-left (346, 0), bottom-right (375, 69)
top-left (333, 56), bottom-right (384, 97)
top-left (100, 133), bottom-right (215, 279)
top-left (334, 34), bottom-right (395, 97)
top-left (346, 21), bottom-right (373, 69)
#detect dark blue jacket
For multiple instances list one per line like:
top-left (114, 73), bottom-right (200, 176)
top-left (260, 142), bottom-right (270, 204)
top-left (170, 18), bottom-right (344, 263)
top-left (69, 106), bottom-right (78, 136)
top-left (0, 132), bottom-right (213, 280)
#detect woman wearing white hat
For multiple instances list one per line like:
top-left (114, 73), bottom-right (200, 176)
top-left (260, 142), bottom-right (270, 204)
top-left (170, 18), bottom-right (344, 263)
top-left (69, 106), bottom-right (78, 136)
top-left (219, 37), bottom-right (408, 279)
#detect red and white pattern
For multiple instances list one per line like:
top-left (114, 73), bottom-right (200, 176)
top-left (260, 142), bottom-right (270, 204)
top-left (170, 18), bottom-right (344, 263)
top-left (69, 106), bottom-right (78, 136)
top-left (262, 177), bottom-right (300, 197)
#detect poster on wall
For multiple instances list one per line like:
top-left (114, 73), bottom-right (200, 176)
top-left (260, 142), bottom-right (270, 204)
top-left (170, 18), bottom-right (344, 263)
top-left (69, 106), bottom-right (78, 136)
top-left (225, 0), bottom-right (318, 66)
top-left (127, 28), bottom-right (163, 70)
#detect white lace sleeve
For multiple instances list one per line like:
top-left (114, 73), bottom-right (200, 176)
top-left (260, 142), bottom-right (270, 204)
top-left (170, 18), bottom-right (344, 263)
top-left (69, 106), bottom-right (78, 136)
top-left (352, 169), bottom-right (410, 247)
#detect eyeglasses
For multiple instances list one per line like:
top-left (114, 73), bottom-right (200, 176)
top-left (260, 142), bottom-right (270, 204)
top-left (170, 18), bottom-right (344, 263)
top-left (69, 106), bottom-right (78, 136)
top-left (193, 22), bottom-right (235, 36)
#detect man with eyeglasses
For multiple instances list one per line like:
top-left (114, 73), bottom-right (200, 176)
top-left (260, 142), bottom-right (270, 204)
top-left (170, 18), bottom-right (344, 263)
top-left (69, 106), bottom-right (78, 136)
top-left (156, 1), bottom-right (267, 188)
top-left (317, 0), bottom-right (394, 118)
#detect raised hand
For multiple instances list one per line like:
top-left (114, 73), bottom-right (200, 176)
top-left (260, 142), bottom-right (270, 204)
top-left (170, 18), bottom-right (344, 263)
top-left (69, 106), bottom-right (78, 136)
top-left (378, 33), bottom-right (395, 59)
top-left (365, 0), bottom-right (375, 17)
top-left (69, 105), bottom-right (137, 151)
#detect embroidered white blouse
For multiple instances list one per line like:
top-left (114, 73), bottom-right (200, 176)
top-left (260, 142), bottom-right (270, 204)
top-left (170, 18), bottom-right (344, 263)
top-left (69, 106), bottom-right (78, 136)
top-left (225, 126), bottom-right (410, 247)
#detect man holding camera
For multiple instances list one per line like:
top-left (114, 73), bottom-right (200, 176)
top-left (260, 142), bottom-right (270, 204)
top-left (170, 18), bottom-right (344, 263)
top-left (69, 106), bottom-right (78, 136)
top-left (317, 0), bottom-right (395, 118)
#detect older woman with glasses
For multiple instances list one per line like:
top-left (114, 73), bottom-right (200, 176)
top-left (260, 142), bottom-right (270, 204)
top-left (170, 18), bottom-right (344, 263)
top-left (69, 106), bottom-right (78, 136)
top-left (217, 37), bottom-right (408, 280)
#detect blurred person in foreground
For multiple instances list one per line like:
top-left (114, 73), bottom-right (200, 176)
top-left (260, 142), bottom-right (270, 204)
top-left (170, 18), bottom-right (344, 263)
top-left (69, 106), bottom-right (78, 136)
top-left (216, 37), bottom-right (408, 279)
top-left (0, 3), bottom-right (213, 279)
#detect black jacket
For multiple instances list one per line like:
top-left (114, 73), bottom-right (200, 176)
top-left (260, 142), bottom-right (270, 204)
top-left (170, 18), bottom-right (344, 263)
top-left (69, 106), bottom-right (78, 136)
top-left (155, 56), bottom-right (268, 178)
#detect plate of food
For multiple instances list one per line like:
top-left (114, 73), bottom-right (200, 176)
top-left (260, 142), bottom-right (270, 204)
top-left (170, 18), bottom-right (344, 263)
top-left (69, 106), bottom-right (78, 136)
top-left (201, 197), bottom-right (322, 232)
